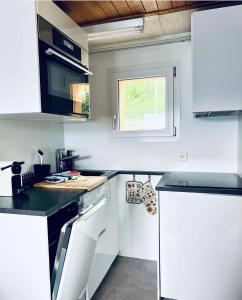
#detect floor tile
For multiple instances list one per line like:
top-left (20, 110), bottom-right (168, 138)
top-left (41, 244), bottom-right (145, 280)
top-left (92, 256), bottom-right (157, 300)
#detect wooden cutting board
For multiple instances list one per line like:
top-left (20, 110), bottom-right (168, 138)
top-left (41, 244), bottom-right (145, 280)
top-left (34, 176), bottom-right (107, 191)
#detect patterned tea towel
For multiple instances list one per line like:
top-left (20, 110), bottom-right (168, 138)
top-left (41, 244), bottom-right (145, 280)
top-left (126, 176), bottom-right (143, 204)
top-left (138, 180), bottom-right (157, 215)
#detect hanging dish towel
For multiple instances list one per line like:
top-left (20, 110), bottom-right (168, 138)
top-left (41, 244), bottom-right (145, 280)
top-left (138, 178), bottom-right (157, 215)
top-left (126, 175), bottom-right (143, 204)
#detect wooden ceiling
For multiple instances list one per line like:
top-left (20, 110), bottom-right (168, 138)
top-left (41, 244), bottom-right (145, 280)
top-left (54, 1), bottom-right (238, 27)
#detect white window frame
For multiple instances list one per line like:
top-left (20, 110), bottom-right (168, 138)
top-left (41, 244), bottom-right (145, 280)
top-left (109, 63), bottom-right (178, 140)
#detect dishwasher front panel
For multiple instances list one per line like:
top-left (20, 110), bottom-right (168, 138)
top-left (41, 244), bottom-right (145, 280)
top-left (52, 199), bottom-right (108, 300)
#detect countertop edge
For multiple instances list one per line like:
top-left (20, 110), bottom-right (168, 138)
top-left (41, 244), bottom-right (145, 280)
top-left (2, 170), bottom-right (242, 217)
top-left (155, 172), bottom-right (242, 196)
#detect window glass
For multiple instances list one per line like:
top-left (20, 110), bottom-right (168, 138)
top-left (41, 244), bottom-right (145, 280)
top-left (118, 76), bottom-right (166, 131)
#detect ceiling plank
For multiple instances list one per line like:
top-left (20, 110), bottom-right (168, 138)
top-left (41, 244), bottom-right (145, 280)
top-left (62, 1), bottom-right (103, 24)
top-left (156, 1), bottom-right (172, 10)
top-left (97, 1), bottom-right (120, 18)
top-left (112, 1), bottom-right (132, 16)
top-left (171, 1), bottom-right (187, 8)
top-left (141, 0), bottom-right (159, 12)
top-left (127, 1), bottom-right (146, 14)
top-left (77, 1), bottom-right (108, 20)
top-left (54, 1), bottom-right (241, 27)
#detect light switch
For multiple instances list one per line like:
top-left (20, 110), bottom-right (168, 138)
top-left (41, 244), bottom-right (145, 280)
top-left (179, 152), bottom-right (188, 161)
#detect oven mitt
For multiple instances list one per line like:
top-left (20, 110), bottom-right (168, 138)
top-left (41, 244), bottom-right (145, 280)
top-left (138, 181), bottom-right (157, 215)
top-left (126, 179), bottom-right (143, 204)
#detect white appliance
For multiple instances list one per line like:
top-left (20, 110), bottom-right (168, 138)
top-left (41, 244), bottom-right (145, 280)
top-left (52, 185), bottom-right (109, 300)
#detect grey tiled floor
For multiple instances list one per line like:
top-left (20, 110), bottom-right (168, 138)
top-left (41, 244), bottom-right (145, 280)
top-left (91, 256), bottom-right (157, 300)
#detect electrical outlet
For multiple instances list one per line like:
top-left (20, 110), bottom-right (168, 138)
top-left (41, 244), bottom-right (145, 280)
top-left (179, 152), bottom-right (188, 161)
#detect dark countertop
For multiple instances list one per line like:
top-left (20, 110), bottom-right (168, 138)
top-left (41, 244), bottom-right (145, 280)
top-left (2, 169), bottom-right (242, 217)
top-left (0, 170), bottom-right (117, 217)
top-left (0, 188), bottom-right (86, 217)
top-left (77, 169), bottom-right (165, 179)
top-left (0, 170), bottom-right (120, 217)
top-left (156, 172), bottom-right (242, 195)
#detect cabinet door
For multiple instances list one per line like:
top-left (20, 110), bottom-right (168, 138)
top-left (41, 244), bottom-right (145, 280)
top-left (159, 191), bottom-right (242, 300)
top-left (87, 178), bottom-right (120, 299)
top-left (54, 199), bottom-right (108, 300)
top-left (192, 5), bottom-right (242, 113)
top-left (0, 214), bottom-right (50, 300)
top-left (0, 1), bottom-right (41, 114)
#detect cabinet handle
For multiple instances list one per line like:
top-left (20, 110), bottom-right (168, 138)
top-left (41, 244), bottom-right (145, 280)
top-left (98, 228), bottom-right (106, 238)
top-left (45, 48), bottom-right (93, 76)
top-left (81, 199), bottom-right (107, 220)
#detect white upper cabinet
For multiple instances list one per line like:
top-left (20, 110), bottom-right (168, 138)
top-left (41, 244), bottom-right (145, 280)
top-left (0, 1), bottom-right (41, 115)
top-left (192, 5), bottom-right (242, 115)
top-left (0, 0), bottom-right (88, 120)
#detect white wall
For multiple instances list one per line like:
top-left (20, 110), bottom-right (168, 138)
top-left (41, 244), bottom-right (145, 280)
top-left (64, 41), bottom-right (238, 173)
top-left (0, 120), bottom-right (64, 172)
top-left (238, 113), bottom-right (242, 176)
top-left (64, 41), bottom-right (238, 263)
top-left (118, 174), bottom-right (160, 261)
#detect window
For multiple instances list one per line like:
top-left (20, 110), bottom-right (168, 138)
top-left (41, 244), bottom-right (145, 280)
top-left (118, 76), bottom-right (166, 131)
top-left (110, 64), bottom-right (177, 139)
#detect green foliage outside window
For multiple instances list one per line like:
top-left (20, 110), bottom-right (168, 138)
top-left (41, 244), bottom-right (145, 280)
top-left (118, 76), bottom-right (166, 131)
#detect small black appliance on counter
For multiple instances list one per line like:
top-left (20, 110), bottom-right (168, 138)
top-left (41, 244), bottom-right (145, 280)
top-left (0, 161), bottom-right (26, 196)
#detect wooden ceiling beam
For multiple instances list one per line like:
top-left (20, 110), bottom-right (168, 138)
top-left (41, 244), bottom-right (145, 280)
top-left (54, 1), bottom-right (242, 27)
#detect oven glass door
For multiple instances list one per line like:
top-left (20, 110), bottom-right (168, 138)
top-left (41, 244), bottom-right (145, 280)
top-left (39, 41), bottom-right (90, 117)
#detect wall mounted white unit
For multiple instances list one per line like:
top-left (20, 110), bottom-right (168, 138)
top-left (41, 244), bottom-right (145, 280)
top-left (0, 1), bottom-right (89, 121)
top-left (192, 5), bottom-right (242, 117)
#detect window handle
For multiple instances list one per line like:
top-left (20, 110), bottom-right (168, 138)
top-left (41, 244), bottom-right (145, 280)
top-left (113, 114), bottom-right (117, 130)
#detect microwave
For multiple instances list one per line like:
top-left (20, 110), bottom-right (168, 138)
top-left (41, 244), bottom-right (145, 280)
top-left (38, 16), bottom-right (92, 118)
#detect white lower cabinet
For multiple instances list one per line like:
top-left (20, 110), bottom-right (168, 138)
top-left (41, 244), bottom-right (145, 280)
top-left (87, 177), bottom-right (120, 299)
top-left (159, 191), bottom-right (242, 300)
top-left (0, 213), bottom-right (51, 300)
top-left (0, 179), bottom-right (119, 300)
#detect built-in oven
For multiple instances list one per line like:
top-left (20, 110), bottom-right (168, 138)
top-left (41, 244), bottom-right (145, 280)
top-left (38, 15), bottom-right (92, 118)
